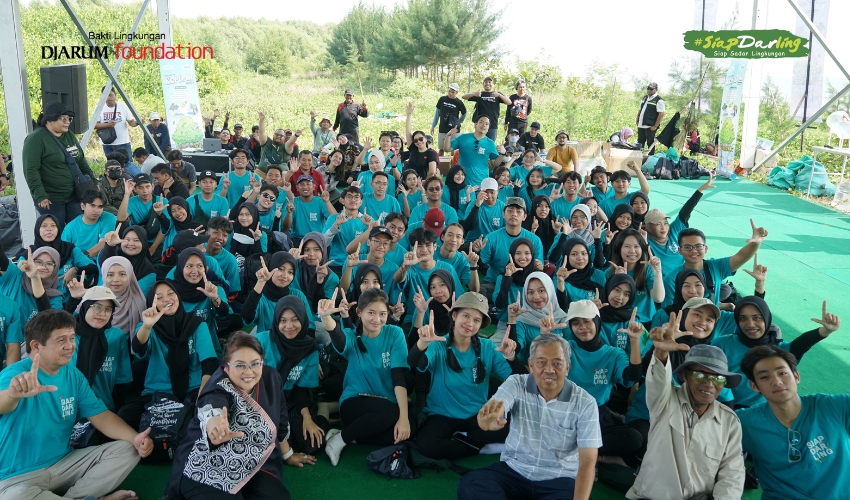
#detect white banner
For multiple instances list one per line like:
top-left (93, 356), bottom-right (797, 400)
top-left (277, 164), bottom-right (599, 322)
top-left (791, 0), bottom-right (830, 122)
top-left (718, 59), bottom-right (748, 177)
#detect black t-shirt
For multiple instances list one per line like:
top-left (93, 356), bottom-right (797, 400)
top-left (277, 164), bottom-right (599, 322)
top-left (406, 147), bottom-right (439, 179)
top-left (436, 96), bottom-right (467, 133)
top-left (469, 92), bottom-right (506, 130)
top-left (506, 94), bottom-right (533, 124)
top-left (518, 132), bottom-right (545, 152)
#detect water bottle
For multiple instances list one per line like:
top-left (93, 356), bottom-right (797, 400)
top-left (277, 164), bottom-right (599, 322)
top-left (832, 177), bottom-right (850, 210)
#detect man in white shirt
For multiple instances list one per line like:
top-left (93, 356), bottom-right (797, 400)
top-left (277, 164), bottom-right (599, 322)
top-left (95, 87), bottom-right (138, 158)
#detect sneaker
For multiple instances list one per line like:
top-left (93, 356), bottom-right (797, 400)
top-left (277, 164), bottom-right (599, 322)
top-left (324, 428), bottom-right (344, 466)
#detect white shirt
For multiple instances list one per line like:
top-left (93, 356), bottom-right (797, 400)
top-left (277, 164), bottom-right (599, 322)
top-left (99, 102), bottom-right (132, 144)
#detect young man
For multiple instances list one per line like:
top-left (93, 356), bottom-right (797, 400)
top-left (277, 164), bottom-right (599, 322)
top-left (436, 223), bottom-right (479, 293)
top-left (517, 121), bottom-right (544, 152)
top-left (261, 164), bottom-right (289, 202)
top-left (340, 226), bottom-right (400, 297)
top-left (598, 162), bottom-right (651, 218)
top-left (445, 116), bottom-right (505, 187)
top-left (217, 129), bottom-right (235, 151)
top-left (165, 150), bottom-right (197, 193)
top-left (585, 165), bottom-right (613, 202)
top-left (256, 111), bottom-right (298, 175)
top-left (0, 310), bottom-right (153, 499)
top-left (363, 171), bottom-right (401, 223)
top-left (636, 82), bottom-right (665, 155)
top-left (662, 221), bottom-right (767, 307)
top-left (94, 87), bottom-right (138, 157)
top-left (132, 147), bottom-right (165, 175)
top-left (189, 170), bottom-right (230, 225)
top-left (287, 150), bottom-right (325, 194)
top-left (62, 190), bottom-right (117, 258)
top-left (333, 88), bottom-right (368, 144)
top-left (431, 83), bottom-right (467, 154)
top-left (344, 212), bottom-right (408, 266)
top-left (144, 111), bottom-right (170, 156)
top-left (117, 173), bottom-right (156, 240)
top-left (462, 77), bottom-right (511, 141)
top-left (253, 183), bottom-right (283, 233)
top-left (323, 186), bottom-right (370, 276)
top-left (408, 177), bottom-right (459, 232)
top-left (504, 80), bottom-right (532, 136)
top-left (216, 148), bottom-right (262, 209)
top-left (205, 216), bottom-right (241, 299)
top-left (150, 162), bottom-right (190, 200)
top-left (458, 334), bottom-right (600, 500)
top-left (462, 177), bottom-right (505, 243)
top-left (628, 323), bottom-right (745, 500)
top-left (738, 344), bottom-right (849, 500)
top-left (283, 174), bottom-right (336, 244)
top-left (547, 130), bottom-right (578, 172)
top-left (549, 171), bottom-right (584, 220)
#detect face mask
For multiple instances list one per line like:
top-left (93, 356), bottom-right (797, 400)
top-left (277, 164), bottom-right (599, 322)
top-left (107, 169), bottom-right (123, 180)
top-left (504, 156), bottom-right (513, 163)
top-left (509, 136), bottom-right (518, 143)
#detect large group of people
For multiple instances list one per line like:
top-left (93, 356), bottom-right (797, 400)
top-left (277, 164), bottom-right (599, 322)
top-left (2, 80), bottom-right (845, 500)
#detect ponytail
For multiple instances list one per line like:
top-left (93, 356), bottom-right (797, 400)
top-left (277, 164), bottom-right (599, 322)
top-left (446, 327), bottom-right (461, 373)
top-left (354, 318), bottom-right (368, 353)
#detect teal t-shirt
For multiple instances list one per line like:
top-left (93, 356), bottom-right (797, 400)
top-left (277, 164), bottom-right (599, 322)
top-left (628, 266), bottom-right (657, 324)
top-left (466, 199), bottom-right (505, 242)
top-left (737, 394), bottom-right (850, 500)
top-left (189, 193), bottom-right (230, 219)
top-left (435, 251), bottom-right (471, 287)
top-left (421, 337), bottom-right (512, 419)
top-left (323, 214), bottom-right (368, 266)
top-left (497, 186), bottom-right (515, 204)
top-left (134, 321), bottom-right (217, 396)
top-left (137, 273), bottom-right (157, 297)
top-left (127, 196), bottom-right (153, 228)
top-left (399, 191), bottom-right (425, 215)
top-left (514, 321), bottom-right (567, 365)
top-left (61, 212), bottom-right (117, 254)
top-left (0, 358), bottom-right (107, 481)
top-left (255, 330), bottom-right (320, 391)
top-left (547, 233), bottom-right (601, 269)
top-left (550, 197), bottom-right (581, 220)
top-left (599, 319), bottom-right (631, 354)
top-left (257, 209), bottom-right (278, 233)
top-left (440, 190), bottom-right (472, 219)
top-left (712, 335), bottom-right (791, 408)
top-left (165, 256), bottom-right (225, 289)
top-left (71, 326), bottom-right (132, 411)
top-left (492, 276), bottom-right (523, 323)
top-left (409, 202), bottom-right (459, 233)
top-left (510, 165), bottom-right (552, 184)
top-left (598, 194), bottom-right (632, 218)
top-left (450, 133), bottom-right (500, 187)
top-left (57, 247), bottom-right (95, 296)
top-left (562, 270), bottom-right (607, 303)
top-left (342, 257), bottom-right (400, 301)
top-left (207, 249), bottom-right (241, 294)
top-left (566, 340), bottom-right (633, 405)
top-left (363, 195), bottom-right (401, 224)
top-left (248, 289), bottom-right (312, 333)
top-left (647, 217), bottom-right (687, 278)
top-left (662, 257), bottom-right (734, 308)
top-left (650, 308), bottom-right (736, 338)
top-left (479, 228), bottom-right (544, 284)
top-left (518, 187), bottom-right (550, 211)
top-left (399, 263), bottom-right (463, 326)
top-left (0, 262), bottom-right (64, 323)
top-left (0, 295), bottom-right (24, 362)
top-left (215, 170), bottom-right (262, 209)
top-left (591, 184), bottom-right (614, 202)
top-left (336, 324), bottom-right (408, 404)
top-left (292, 196), bottom-right (331, 240)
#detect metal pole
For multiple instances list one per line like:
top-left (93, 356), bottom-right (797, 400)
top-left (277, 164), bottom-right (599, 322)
top-left (799, 0), bottom-right (815, 151)
top-left (0, 0), bottom-right (37, 247)
top-left (787, 0), bottom-right (850, 81)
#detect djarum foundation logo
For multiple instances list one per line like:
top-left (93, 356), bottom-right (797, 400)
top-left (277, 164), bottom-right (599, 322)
top-left (42, 32), bottom-right (214, 60)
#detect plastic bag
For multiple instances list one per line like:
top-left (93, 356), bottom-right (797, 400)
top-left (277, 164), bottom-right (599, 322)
top-left (766, 167), bottom-right (796, 190)
top-left (0, 200), bottom-right (21, 259)
top-left (790, 156), bottom-right (836, 196)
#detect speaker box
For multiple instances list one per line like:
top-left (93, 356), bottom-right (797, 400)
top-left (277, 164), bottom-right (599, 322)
top-left (40, 64), bottom-right (88, 134)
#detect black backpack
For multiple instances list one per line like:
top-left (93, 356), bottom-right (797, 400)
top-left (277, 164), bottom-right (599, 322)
top-left (366, 442), bottom-right (420, 480)
top-left (653, 157), bottom-right (675, 180)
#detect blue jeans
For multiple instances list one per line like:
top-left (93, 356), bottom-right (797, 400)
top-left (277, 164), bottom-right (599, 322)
top-left (103, 143), bottom-right (132, 158)
top-left (458, 461), bottom-right (577, 500)
top-left (35, 197), bottom-right (83, 226)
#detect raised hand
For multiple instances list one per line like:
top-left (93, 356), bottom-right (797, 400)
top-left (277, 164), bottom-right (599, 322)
top-left (539, 302), bottom-right (567, 334)
top-left (104, 222), bottom-right (124, 246)
top-left (66, 271), bottom-right (88, 299)
top-left (289, 241), bottom-right (305, 260)
top-left (250, 227), bottom-right (263, 242)
top-left (534, 259), bottom-right (544, 271)
top-left (604, 223), bottom-right (618, 246)
top-left (389, 292), bottom-right (405, 319)
top-left (196, 275), bottom-right (219, 300)
top-left (359, 208), bottom-right (373, 226)
top-left (346, 253), bottom-right (367, 268)
top-left (494, 326), bottom-right (517, 361)
top-left (403, 242), bottom-right (420, 268)
top-left (460, 250), bottom-right (479, 268)
top-left (310, 110), bottom-right (317, 120)
top-left (616, 307), bottom-right (643, 339)
top-left (142, 295), bottom-right (167, 328)
top-left (255, 256), bottom-right (275, 283)
top-left (589, 220), bottom-right (604, 240)
top-left (638, 222), bottom-right (648, 243)
top-left (152, 196), bottom-right (168, 215)
top-left (698, 170), bottom-right (717, 192)
top-left (18, 248), bottom-right (39, 279)
top-left (549, 184), bottom-right (564, 201)
top-left (206, 407), bottom-right (245, 445)
top-left (550, 218), bottom-right (562, 233)
top-left (221, 175), bottom-right (231, 190)
top-left (577, 184), bottom-right (592, 198)
top-left (317, 289), bottom-right (343, 318)
top-left (250, 176), bottom-right (261, 194)
top-left (645, 247), bottom-right (662, 274)
top-left (742, 253), bottom-right (768, 283)
top-left (507, 291), bottom-right (530, 320)
top-left (406, 101), bottom-right (414, 115)
top-left (626, 161), bottom-right (640, 174)
top-left (6, 353), bottom-right (58, 399)
top-left (505, 255), bottom-right (522, 277)
top-left (466, 185), bottom-right (479, 198)
top-left (561, 218), bottom-right (574, 237)
top-left (413, 286), bottom-right (432, 313)
top-left (811, 300), bottom-right (841, 336)
top-left (555, 258), bottom-right (577, 285)
top-left (610, 262), bottom-right (627, 275)
top-left (123, 178), bottom-right (136, 194)
top-left (334, 212), bottom-right (350, 229)
top-left (316, 260), bottom-right (334, 284)
top-left (515, 179), bottom-right (524, 189)
top-left (650, 311), bottom-right (693, 353)
top-left (746, 218), bottom-right (769, 245)
top-left (417, 311), bottom-right (446, 346)
top-left (337, 288), bottom-right (351, 319)
top-left (531, 217), bottom-right (539, 233)
top-left (470, 236), bottom-right (487, 253)
top-left (591, 287), bottom-right (609, 310)
top-left (362, 136), bottom-right (373, 150)
top-left (477, 399), bottom-right (507, 431)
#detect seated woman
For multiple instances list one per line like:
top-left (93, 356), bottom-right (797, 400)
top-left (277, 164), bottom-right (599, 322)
top-left (522, 195), bottom-right (557, 257)
top-left (650, 269), bottom-right (736, 336)
top-left (342, 263), bottom-right (402, 329)
top-left (553, 239), bottom-right (607, 304)
top-left (241, 251), bottom-right (310, 333)
top-left (441, 165), bottom-right (473, 219)
top-left (606, 229), bottom-right (664, 324)
top-left (0, 247), bottom-right (64, 323)
top-left (518, 168), bottom-right (550, 211)
top-left (412, 270), bottom-right (456, 334)
top-left (98, 256), bottom-right (147, 337)
top-left (549, 204), bottom-right (604, 268)
top-left (411, 292), bottom-right (520, 460)
top-left (509, 272), bottom-right (569, 364)
top-left (564, 300), bottom-right (642, 468)
top-left (156, 196), bottom-right (202, 250)
top-left (117, 280), bottom-right (218, 431)
top-left (166, 333), bottom-right (306, 500)
top-left (318, 288), bottom-right (411, 466)
top-left (291, 232), bottom-right (339, 345)
top-left (629, 192), bottom-right (650, 231)
top-left (170, 248), bottom-right (233, 353)
top-left (598, 274), bottom-right (638, 353)
top-left (256, 296), bottom-right (328, 455)
top-left (492, 166), bottom-right (519, 203)
top-left (492, 239), bottom-right (535, 344)
top-left (99, 224), bottom-right (158, 296)
top-left (226, 202), bottom-right (268, 258)
top-left (609, 126), bottom-right (635, 145)
top-left (26, 214), bottom-right (97, 295)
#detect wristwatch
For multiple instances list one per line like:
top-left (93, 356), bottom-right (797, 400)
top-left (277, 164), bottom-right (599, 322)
top-left (0, 173), bottom-right (9, 179)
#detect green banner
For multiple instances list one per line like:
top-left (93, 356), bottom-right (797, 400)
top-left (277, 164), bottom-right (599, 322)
top-left (684, 29), bottom-right (809, 59)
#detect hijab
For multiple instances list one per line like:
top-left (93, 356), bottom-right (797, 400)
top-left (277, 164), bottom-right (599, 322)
top-left (620, 126), bottom-right (634, 142)
top-left (734, 296), bottom-right (779, 348)
top-left (568, 204), bottom-right (595, 247)
top-left (599, 274), bottom-right (636, 323)
top-left (166, 197), bottom-right (200, 232)
top-left (664, 269), bottom-right (705, 315)
top-left (147, 280), bottom-right (203, 401)
top-left (508, 238), bottom-right (535, 287)
top-left (22, 247), bottom-right (63, 298)
top-left (114, 225), bottom-right (156, 279)
top-left (75, 288), bottom-right (114, 385)
top-left (571, 313), bottom-right (604, 352)
top-left (523, 195), bottom-right (557, 253)
top-left (229, 202), bottom-right (261, 257)
top-left (630, 191), bottom-right (650, 229)
top-left (350, 263), bottom-right (382, 318)
top-left (296, 232), bottom-right (329, 311)
top-left (31, 214), bottom-right (75, 266)
top-left (562, 239), bottom-right (597, 291)
top-left (427, 269), bottom-right (456, 334)
top-left (100, 256), bottom-right (146, 335)
top-left (445, 165), bottom-right (467, 207)
top-left (517, 272), bottom-right (569, 328)
top-left (263, 251), bottom-right (297, 302)
top-left (170, 248), bottom-right (208, 304)
top-left (270, 296), bottom-right (318, 384)
top-left (611, 204), bottom-right (635, 230)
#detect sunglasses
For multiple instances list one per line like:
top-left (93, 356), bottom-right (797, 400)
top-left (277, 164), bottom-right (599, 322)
top-left (688, 371), bottom-right (727, 387)
top-left (787, 429), bottom-right (802, 462)
top-left (261, 192), bottom-right (277, 202)
top-left (414, 136), bottom-right (425, 143)
top-left (427, 186), bottom-right (442, 192)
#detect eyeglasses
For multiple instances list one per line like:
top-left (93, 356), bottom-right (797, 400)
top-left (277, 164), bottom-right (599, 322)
top-left (60, 116), bottom-right (74, 123)
top-left (414, 136), bottom-right (425, 143)
top-left (344, 194), bottom-right (361, 200)
top-left (427, 186), bottom-right (442, 192)
top-left (474, 140), bottom-right (480, 149)
top-left (261, 192), bottom-right (277, 202)
top-left (370, 238), bottom-right (391, 248)
top-left (680, 244), bottom-right (706, 252)
top-left (570, 214), bottom-right (588, 221)
top-left (787, 429), bottom-right (802, 462)
top-left (688, 371), bottom-right (727, 387)
top-left (273, 133), bottom-right (286, 138)
top-left (227, 360), bottom-right (264, 373)
top-left (33, 259), bottom-right (56, 269)
top-left (90, 303), bottom-right (114, 315)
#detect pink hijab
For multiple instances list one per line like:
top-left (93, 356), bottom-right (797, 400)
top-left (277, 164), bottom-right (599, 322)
top-left (620, 126), bottom-right (635, 142)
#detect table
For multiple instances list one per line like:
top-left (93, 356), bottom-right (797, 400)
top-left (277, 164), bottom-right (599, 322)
top-left (806, 146), bottom-right (850, 199)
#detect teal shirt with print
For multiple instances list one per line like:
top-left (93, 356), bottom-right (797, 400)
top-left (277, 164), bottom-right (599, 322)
top-left (127, 196), bottom-right (153, 227)
top-left (440, 189), bottom-right (473, 219)
top-left (737, 394), bottom-right (850, 500)
top-left (514, 321), bottom-right (567, 365)
top-left (215, 170), bottom-right (261, 209)
top-left (189, 193), bottom-right (230, 220)
top-left (247, 289), bottom-right (312, 333)
top-left (510, 165), bottom-right (552, 184)
top-left (465, 198), bottom-right (505, 242)
top-left (292, 196), bottom-right (331, 240)
top-left (71, 326), bottom-right (132, 411)
top-left (57, 247), bottom-right (95, 296)
top-left (0, 358), bottom-right (107, 481)
top-left (323, 214), bottom-right (368, 266)
top-left (712, 334), bottom-right (792, 408)
top-left (567, 340), bottom-right (633, 405)
top-left (450, 133), bottom-right (500, 187)
top-left (562, 270), bottom-right (607, 303)
top-left (0, 262), bottom-right (64, 323)
top-left (257, 209), bottom-right (278, 232)
top-left (421, 337), bottom-right (512, 419)
top-left (133, 321), bottom-right (217, 396)
top-left (363, 195), bottom-right (401, 224)
top-left (336, 324), bottom-right (408, 404)
top-left (255, 330), bottom-right (320, 391)
top-left (628, 266), bottom-right (657, 324)
top-left (342, 257), bottom-right (400, 301)
top-left (479, 228), bottom-right (544, 284)
top-left (647, 216), bottom-right (687, 278)
top-left (409, 202), bottom-right (459, 233)
top-left (399, 263), bottom-right (463, 326)
top-left (0, 295), bottom-right (24, 363)
top-left (599, 319), bottom-right (631, 354)
top-left (207, 249), bottom-right (241, 294)
top-left (61, 212), bottom-right (117, 255)
top-left (662, 257), bottom-right (734, 308)
top-left (435, 251), bottom-right (471, 287)
top-left (400, 191), bottom-right (426, 216)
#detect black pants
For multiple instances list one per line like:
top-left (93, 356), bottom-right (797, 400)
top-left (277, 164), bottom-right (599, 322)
top-left (458, 461), bottom-right (577, 500)
top-left (637, 127), bottom-right (657, 154)
top-left (287, 405), bottom-right (328, 455)
top-left (339, 396), bottom-right (416, 446)
top-left (598, 405), bottom-right (642, 467)
top-left (628, 418), bottom-right (651, 463)
top-left (179, 469), bottom-right (290, 500)
top-left (116, 389), bottom-right (199, 431)
top-left (416, 414), bottom-right (509, 460)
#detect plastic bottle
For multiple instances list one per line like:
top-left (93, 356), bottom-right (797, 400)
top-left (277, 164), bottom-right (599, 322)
top-left (832, 177), bottom-right (850, 210)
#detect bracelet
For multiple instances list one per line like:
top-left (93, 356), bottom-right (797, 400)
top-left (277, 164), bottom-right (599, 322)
top-left (282, 448), bottom-right (294, 460)
top-left (469, 266), bottom-right (478, 271)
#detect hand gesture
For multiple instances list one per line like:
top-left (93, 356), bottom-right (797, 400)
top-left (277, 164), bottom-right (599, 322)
top-left (362, 136), bottom-right (373, 150)
top-left (550, 218), bottom-right (562, 233)
top-left (316, 260), bottom-right (334, 284)
top-left (255, 256), bottom-right (275, 283)
top-left (534, 259), bottom-right (544, 271)
top-left (417, 311), bottom-right (447, 345)
top-left (5, 353), bottom-right (58, 400)
top-left (104, 222), bottom-right (124, 247)
top-left (577, 184), bottom-right (592, 198)
top-left (505, 255), bottom-right (522, 277)
top-left (257, 110), bottom-right (265, 121)
top-left (495, 326), bottom-right (517, 361)
top-left (403, 242), bottom-right (420, 267)
top-left (221, 175), bottom-right (231, 189)
top-left (447, 126), bottom-right (458, 136)
top-left (556, 258), bottom-right (577, 284)
top-left (539, 303), bottom-right (567, 334)
top-left (507, 291), bottom-right (530, 320)
top-left (638, 222), bottom-right (648, 243)
top-left (531, 217), bottom-right (539, 233)
top-left (390, 292), bottom-right (405, 319)
top-left (346, 253), bottom-right (366, 268)
top-left (152, 196), bottom-right (167, 215)
top-left (206, 407), bottom-right (245, 445)
top-left (413, 286), bottom-right (432, 313)
top-left (225, 111), bottom-right (231, 121)
top-left (399, 184), bottom-right (410, 197)
top-left (289, 241), bottom-right (305, 260)
top-left (295, 129), bottom-right (304, 137)
top-left (337, 288), bottom-right (351, 319)
top-left (466, 185), bottom-right (479, 198)
top-left (475, 190), bottom-right (488, 207)
top-left (18, 248), bottom-right (39, 279)
top-left (250, 227), bottom-right (263, 242)
top-left (746, 218), bottom-right (768, 245)
top-left (617, 307), bottom-right (643, 340)
top-left (477, 399), bottom-right (507, 431)
top-left (288, 156), bottom-right (298, 172)
top-left (66, 271), bottom-right (88, 299)
top-left (286, 201), bottom-right (295, 214)
top-left (317, 289), bottom-right (343, 318)
top-left (644, 248), bottom-right (661, 273)
top-left (461, 250), bottom-right (479, 267)
top-left (196, 275), bottom-right (219, 300)
top-left (514, 179), bottom-right (524, 189)
top-left (587, 220), bottom-right (603, 240)
top-left (406, 101), bottom-right (414, 116)
top-left (560, 218), bottom-right (574, 237)
top-left (123, 178), bottom-right (136, 194)
top-left (591, 288), bottom-right (609, 310)
top-left (310, 110), bottom-right (317, 120)
top-left (134, 427), bottom-right (153, 458)
top-left (650, 311), bottom-right (693, 353)
top-left (626, 161), bottom-right (640, 174)
top-left (698, 170), bottom-right (717, 192)
top-left (249, 176), bottom-right (261, 195)
top-left (811, 300), bottom-right (841, 336)
top-left (470, 236), bottom-right (487, 254)
top-left (741, 253), bottom-right (768, 283)
top-left (604, 224), bottom-right (618, 246)
top-left (496, 144), bottom-right (506, 155)
top-left (549, 184), bottom-right (564, 201)
top-left (359, 208), bottom-right (373, 226)
top-left (610, 262), bottom-right (627, 275)
top-left (142, 295), bottom-right (167, 328)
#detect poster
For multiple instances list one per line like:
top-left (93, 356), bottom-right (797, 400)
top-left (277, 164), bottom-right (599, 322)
top-left (717, 59), bottom-right (748, 177)
top-left (159, 59), bottom-right (204, 149)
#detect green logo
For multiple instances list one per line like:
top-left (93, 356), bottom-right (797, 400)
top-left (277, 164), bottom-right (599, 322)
top-left (683, 30), bottom-right (809, 58)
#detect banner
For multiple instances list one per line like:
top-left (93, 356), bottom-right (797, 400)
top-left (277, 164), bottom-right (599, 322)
top-left (717, 59), bottom-right (748, 177)
top-left (159, 59), bottom-right (204, 149)
top-left (791, 0), bottom-right (830, 121)
top-left (683, 30), bottom-right (810, 59)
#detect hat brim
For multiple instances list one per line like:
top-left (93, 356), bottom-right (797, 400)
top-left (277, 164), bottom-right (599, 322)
top-left (672, 360), bottom-right (742, 389)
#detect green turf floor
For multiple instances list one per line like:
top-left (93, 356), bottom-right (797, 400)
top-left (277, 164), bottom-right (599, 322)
top-left (118, 178), bottom-right (850, 499)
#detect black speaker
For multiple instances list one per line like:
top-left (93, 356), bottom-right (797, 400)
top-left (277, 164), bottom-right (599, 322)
top-left (40, 64), bottom-right (88, 134)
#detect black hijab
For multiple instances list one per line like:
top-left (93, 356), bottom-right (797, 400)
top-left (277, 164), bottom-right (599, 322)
top-left (229, 202), bottom-right (261, 257)
top-left (630, 191), bottom-right (650, 229)
top-left (270, 296), bottom-right (318, 384)
top-left (263, 251), bottom-right (297, 302)
top-left (147, 280), bottom-right (203, 400)
top-left (611, 204), bottom-right (635, 230)
top-left (664, 269), bottom-right (705, 315)
top-left (522, 194), bottom-right (557, 253)
top-left (75, 299), bottom-right (112, 385)
top-left (350, 263), bottom-right (382, 318)
top-left (31, 214), bottom-right (76, 266)
top-left (508, 238), bottom-right (535, 287)
top-left (599, 274), bottom-right (636, 323)
top-left (572, 315), bottom-right (604, 352)
top-left (297, 233), bottom-right (328, 311)
top-left (445, 165), bottom-right (467, 207)
top-left (427, 269), bottom-right (456, 334)
top-left (166, 197), bottom-right (200, 232)
top-left (114, 225), bottom-right (156, 278)
top-left (562, 239), bottom-right (598, 291)
top-left (171, 248), bottom-right (209, 304)
top-left (734, 296), bottom-right (778, 348)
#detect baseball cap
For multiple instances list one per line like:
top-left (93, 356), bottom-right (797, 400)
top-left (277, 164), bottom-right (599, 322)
top-left (645, 208), bottom-right (670, 225)
top-left (647, 82), bottom-right (659, 90)
top-left (506, 197), bottom-right (526, 211)
top-left (423, 208), bottom-right (445, 237)
top-left (133, 173), bottom-right (152, 185)
top-left (198, 170), bottom-right (217, 181)
top-left (509, 128), bottom-right (520, 135)
top-left (104, 160), bottom-right (122, 168)
top-left (480, 178), bottom-right (498, 191)
top-left (448, 83), bottom-right (460, 92)
top-left (296, 174), bottom-right (314, 184)
top-left (369, 226), bottom-right (393, 239)
top-left (344, 88), bottom-right (354, 96)
top-left (43, 101), bottom-right (74, 121)
top-left (566, 300), bottom-right (599, 322)
top-left (173, 230), bottom-right (210, 252)
top-left (504, 145), bottom-right (517, 154)
top-left (450, 292), bottom-right (491, 328)
top-left (681, 297), bottom-right (721, 322)
top-left (233, 123), bottom-right (243, 129)
top-left (530, 121), bottom-right (541, 130)
top-left (213, 126), bottom-right (222, 133)
top-left (81, 286), bottom-right (121, 308)
top-left (320, 116), bottom-right (332, 123)
top-left (149, 112), bottom-right (161, 120)
top-left (483, 76), bottom-right (493, 82)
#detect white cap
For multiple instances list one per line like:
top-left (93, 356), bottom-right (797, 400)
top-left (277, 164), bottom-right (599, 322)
top-left (149, 112), bottom-right (161, 120)
top-left (448, 83), bottom-right (460, 92)
top-left (566, 300), bottom-right (599, 322)
top-left (480, 178), bottom-right (498, 191)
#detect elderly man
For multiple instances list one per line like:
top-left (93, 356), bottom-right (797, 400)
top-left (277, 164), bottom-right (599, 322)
top-left (0, 310), bottom-right (153, 500)
top-left (458, 334), bottom-right (600, 500)
top-left (627, 316), bottom-right (745, 500)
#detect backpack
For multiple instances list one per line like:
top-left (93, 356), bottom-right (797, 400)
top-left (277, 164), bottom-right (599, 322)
top-left (653, 157), bottom-right (675, 180)
top-left (366, 442), bottom-right (420, 480)
top-left (679, 158), bottom-right (707, 180)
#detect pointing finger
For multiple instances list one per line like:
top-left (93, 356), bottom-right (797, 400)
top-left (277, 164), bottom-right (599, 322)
top-left (822, 300), bottom-right (828, 318)
top-left (31, 352), bottom-right (41, 376)
top-left (330, 287), bottom-right (338, 303)
top-left (260, 256), bottom-right (267, 270)
top-left (397, 292), bottom-right (403, 305)
top-left (630, 307), bottom-right (637, 323)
